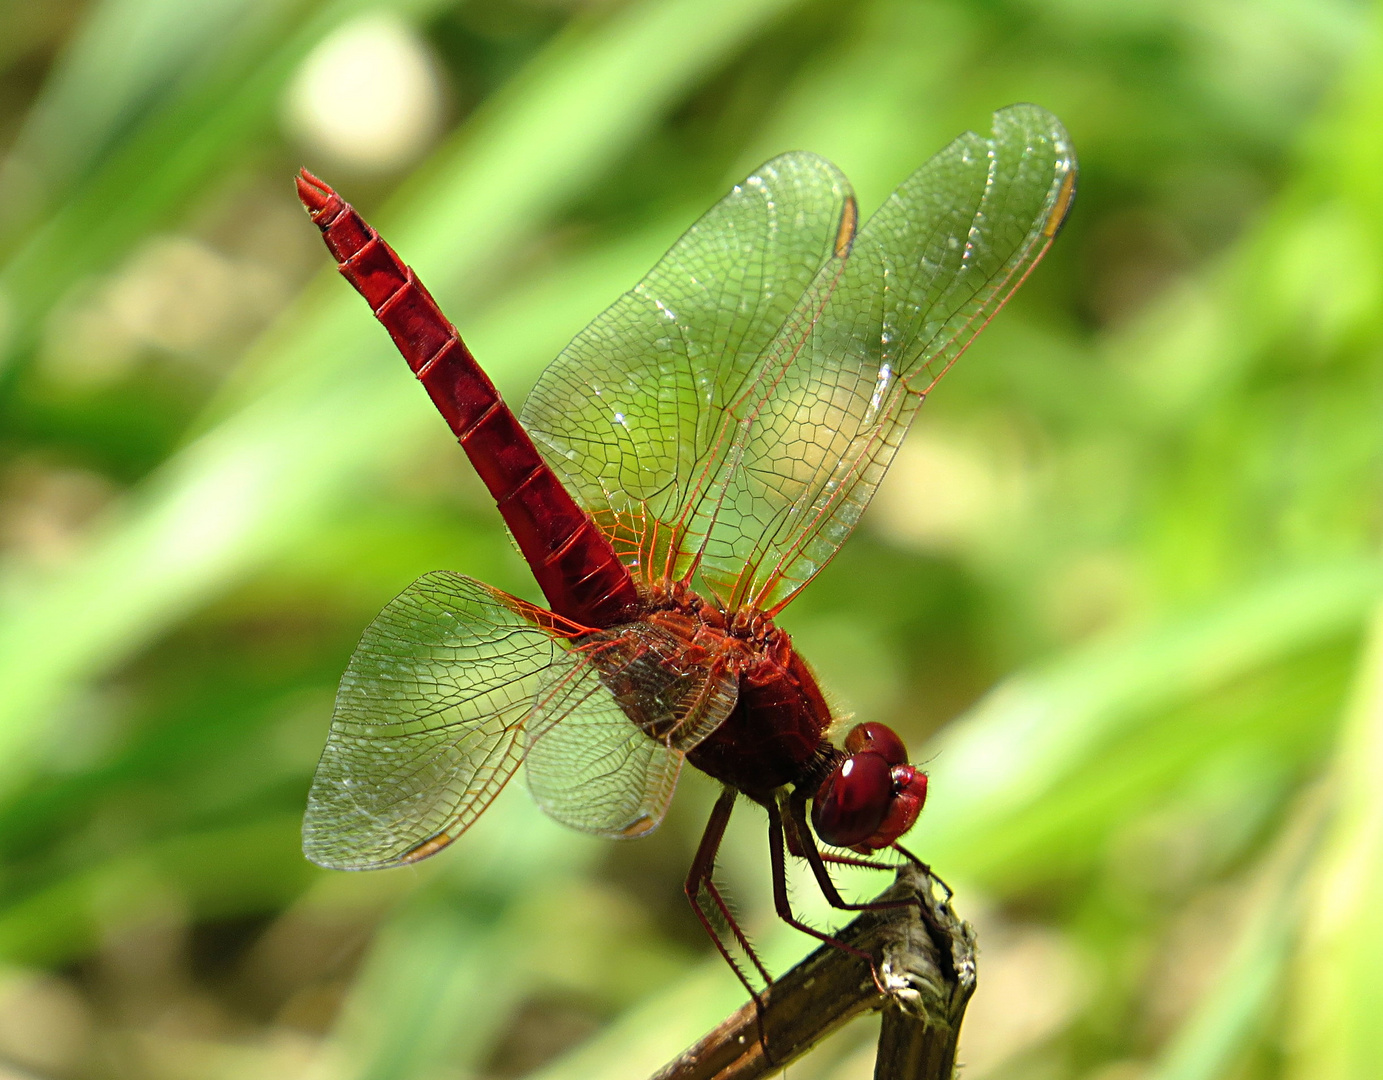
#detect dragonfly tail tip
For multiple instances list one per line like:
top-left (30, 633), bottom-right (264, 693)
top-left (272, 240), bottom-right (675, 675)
top-left (295, 168), bottom-right (335, 216)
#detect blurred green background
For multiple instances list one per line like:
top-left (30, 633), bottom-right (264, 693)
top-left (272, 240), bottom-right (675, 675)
top-left (0, 0), bottom-right (1380, 1077)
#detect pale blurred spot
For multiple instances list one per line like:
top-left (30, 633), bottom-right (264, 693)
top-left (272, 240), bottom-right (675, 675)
top-left (0, 459), bottom-right (115, 568)
top-left (283, 13), bottom-right (445, 175)
top-left (870, 422), bottom-right (1039, 557)
top-left (127, 1027), bottom-right (320, 1080)
top-left (0, 968), bottom-right (93, 1075)
top-left (870, 430), bottom-right (999, 552)
top-left (41, 235), bottom-right (281, 386)
top-left (1041, 550), bottom-right (1144, 642)
top-left (957, 919), bottom-right (1088, 1077)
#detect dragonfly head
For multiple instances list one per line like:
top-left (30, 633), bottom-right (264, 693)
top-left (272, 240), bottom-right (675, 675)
top-left (810, 722), bottom-right (928, 853)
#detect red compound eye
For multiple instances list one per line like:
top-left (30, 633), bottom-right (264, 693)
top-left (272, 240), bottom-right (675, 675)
top-left (843, 722), bottom-right (909, 766)
top-left (811, 752), bottom-right (893, 849)
top-left (870, 765), bottom-right (928, 850)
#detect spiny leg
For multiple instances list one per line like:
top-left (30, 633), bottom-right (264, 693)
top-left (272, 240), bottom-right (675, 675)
top-left (822, 851), bottom-right (903, 871)
top-left (889, 839), bottom-right (952, 898)
top-left (685, 787), bottom-right (772, 995)
top-left (783, 813), bottom-right (902, 872)
top-left (765, 797), bottom-right (877, 969)
top-left (785, 789), bottom-right (922, 916)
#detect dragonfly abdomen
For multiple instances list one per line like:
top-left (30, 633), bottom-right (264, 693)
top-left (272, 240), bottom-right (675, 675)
top-left (295, 170), bottom-right (639, 629)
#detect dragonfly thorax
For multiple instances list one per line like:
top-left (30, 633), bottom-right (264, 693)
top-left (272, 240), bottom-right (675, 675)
top-left (643, 579), bottom-right (780, 645)
top-left (617, 586), bottom-right (928, 849)
top-left (598, 584), bottom-right (839, 798)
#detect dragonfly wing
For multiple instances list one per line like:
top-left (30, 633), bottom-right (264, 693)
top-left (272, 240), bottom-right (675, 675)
top-left (304, 571), bottom-right (583, 870)
top-left (686, 104), bottom-right (1078, 610)
top-left (521, 153), bottom-right (856, 589)
top-left (524, 626), bottom-right (740, 836)
top-left (523, 659), bottom-right (684, 839)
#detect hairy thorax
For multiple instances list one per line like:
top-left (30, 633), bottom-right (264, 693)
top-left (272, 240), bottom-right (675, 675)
top-left (588, 581), bottom-right (837, 798)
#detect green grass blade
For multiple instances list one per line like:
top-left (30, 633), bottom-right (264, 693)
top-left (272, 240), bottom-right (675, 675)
top-left (922, 559), bottom-right (1380, 870)
top-left (1286, 603), bottom-right (1383, 1079)
top-left (9, 0), bottom-right (286, 188)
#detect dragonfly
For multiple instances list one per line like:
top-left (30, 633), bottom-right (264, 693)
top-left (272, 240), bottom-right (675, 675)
top-left (296, 103), bottom-right (1075, 998)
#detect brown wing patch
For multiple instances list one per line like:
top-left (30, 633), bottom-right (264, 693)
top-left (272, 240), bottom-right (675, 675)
top-left (834, 194), bottom-right (859, 258)
top-left (1044, 168), bottom-right (1077, 238)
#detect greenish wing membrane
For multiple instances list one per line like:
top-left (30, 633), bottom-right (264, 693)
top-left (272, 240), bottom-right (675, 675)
top-left (523, 657), bottom-right (686, 838)
top-left (670, 105), bottom-right (1076, 611)
top-left (521, 152), bottom-right (855, 587)
top-left (305, 576), bottom-right (739, 863)
top-left (303, 572), bottom-right (570, 869)
top-left (525, 623), bottom-right (739, 837)
top-left (523, 105), bottom-right (1074, 614)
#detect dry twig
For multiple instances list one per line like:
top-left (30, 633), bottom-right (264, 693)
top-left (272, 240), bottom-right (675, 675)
top-left (650, 865), bottom-right (976, 1080)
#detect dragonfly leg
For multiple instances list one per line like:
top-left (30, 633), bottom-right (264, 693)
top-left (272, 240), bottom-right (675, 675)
top-left (821, 851), bottom-right (902, 872)
top-left (891, 840), bottom-right (953, 898)
top-left (783, 805), bottom-right (902, 871)
top-left (685, 787), bottom-right (773, 998)
top-left (765, 796), bottom-right (885, 992)
top-left (785, 790), bottom-right (922, 916)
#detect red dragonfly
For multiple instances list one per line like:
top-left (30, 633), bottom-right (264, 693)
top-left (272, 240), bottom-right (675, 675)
top-left (297, 104), bottom-right (1075, 996)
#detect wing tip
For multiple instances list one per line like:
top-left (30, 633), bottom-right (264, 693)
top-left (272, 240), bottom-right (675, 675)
top-left (834, 194), bottom-right (859, 259)
top-left (988, 103), bottom-right (1078, 239)
top-left (1043, 166), bottom-right (1078, 238)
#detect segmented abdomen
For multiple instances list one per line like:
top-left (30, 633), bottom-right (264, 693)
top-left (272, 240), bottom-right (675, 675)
top-left (296, 169), bottom-right (639, 630)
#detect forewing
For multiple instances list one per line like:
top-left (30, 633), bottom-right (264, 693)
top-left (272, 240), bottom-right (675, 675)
top-left (684, 104), bottom-right (1078, 610)
top-left (524, 625), bottom-right (740, 837)
top-left (521, 153), bottom-right (855, 588)
top-left (303, 571), bottom-right (580, 870)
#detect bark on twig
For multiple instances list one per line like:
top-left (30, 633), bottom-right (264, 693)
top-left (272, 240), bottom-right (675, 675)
top-left (650, 866), bottom-right (976, 1080)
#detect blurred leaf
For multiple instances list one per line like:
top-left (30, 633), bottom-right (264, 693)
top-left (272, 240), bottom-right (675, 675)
top-left (1287, 600), bottom-right (1383, 1080)
top-left (0, 0), bottom-right (451, 365)
top-left (923, 559), bottom-right (1379, 874)
top-left (9, 0), bottom-right (288, 187)
top-left (1150, 787), bottom-right (1326, 1080)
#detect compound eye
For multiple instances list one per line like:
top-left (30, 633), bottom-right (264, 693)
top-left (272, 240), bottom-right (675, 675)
top-left (811, 752), bottom-right (893, 849)
top-left (843, 722), bottom-right (909, 766)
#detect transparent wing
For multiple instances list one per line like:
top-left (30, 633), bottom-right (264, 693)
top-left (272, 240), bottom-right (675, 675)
top-left (521, 152), bottom-right (856, 589)
top-left (304, 575), bottom-right (739, 865)
top-left (523, 105), bottom-right (1074, 612)
top-left (685, 104), bottom-right (1077, 610)
top-left (303, 571), bottom-right (580, 870)
top-left (524, 661), bottom-right (685, 839)
top-left (525, 623), bottom-right (740, 837)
